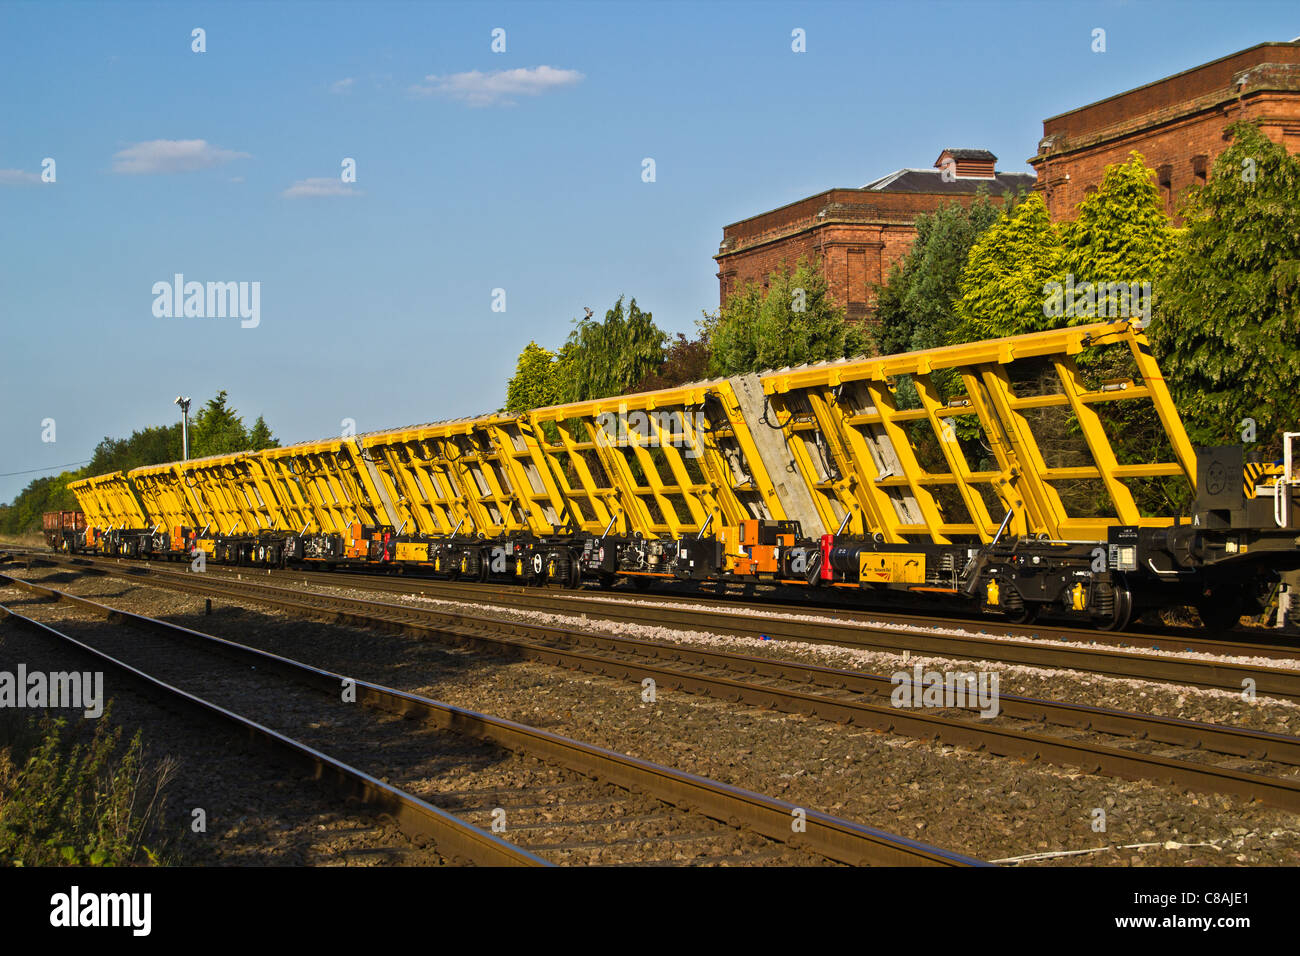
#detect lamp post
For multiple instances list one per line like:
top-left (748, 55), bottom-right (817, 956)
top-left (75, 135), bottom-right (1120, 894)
top-left (174, 396), bottom-right (191, 460)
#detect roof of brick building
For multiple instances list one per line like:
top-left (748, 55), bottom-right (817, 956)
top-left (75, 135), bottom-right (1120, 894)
top-left (936, 148), bottom-right (998, 161)
top-left (863, 167), bottom-right (1037, 194)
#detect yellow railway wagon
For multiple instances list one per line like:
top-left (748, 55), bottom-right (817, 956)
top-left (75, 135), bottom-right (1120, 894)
top-left (254, 438), bottom-right (385, 537)
top-left (129, 462), bottom-right (200, 538)
top-left (68, 471), bottom-right (149, 531)
top-left (757, 320), bottom-right (1196, 544)
top-left (357, 416), bottom-right (545, 539)
top-left (169, 452), bottom-right (292, 538)
top-left (514, 378), bottom-right (790, 540)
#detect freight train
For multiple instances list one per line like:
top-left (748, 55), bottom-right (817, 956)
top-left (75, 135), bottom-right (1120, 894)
top-left (54, 320), bottom-right (1300, 632)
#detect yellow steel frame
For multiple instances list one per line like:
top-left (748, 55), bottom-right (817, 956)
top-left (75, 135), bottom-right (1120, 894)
top-left (172, 454), bottom-right (290, 535)
top-left (357, 428), bottom-right (478, 536)
top-left (66, 476), bottom-right (110, 529)
top-left (69, 320), bottom-right (1200, 555)
top-left (760, 321), bottom-right (1197, 543)
top-left (127, 464), bottom-right (199, 533)
top-left (359, 419), bottom-right (542, 538)
top-left (68, 472), bottom-right (149, 530)
top-left (700, 381), bottom-right (791, 525)
top-left (522, 380), bottom-right (788, 539)
top-left (254, 440), bottom-right (380, 536)
top-left (521, 413), bottom-right (625, 535)
top-left (256, 447), bottom-right (330, 536)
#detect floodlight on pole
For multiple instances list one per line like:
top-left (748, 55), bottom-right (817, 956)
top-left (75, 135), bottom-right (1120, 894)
top-left (175, 396), bottom-right (191, 460)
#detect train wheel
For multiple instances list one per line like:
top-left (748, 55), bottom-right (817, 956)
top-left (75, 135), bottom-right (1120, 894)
top-left (1004, 603), bottom-right (1038, 625)
top-left (546, 553), bottom-right (577, 589)
top-left (1097, 585), bottom-right (1134, 632)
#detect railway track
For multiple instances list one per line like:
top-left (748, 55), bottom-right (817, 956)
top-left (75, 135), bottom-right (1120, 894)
top-left (0, 599), bottom-right (537, 866)
top-left (25, 551), bottom-right (1300, 699)
top-left (10, 561), bottom-right (1300, 811)
top-left (7, 546), bottom-right (1287, 658)
top-left (272, 566), bottom-right (1299, 660)
top-left (0, 574), bottom-right (978, 866)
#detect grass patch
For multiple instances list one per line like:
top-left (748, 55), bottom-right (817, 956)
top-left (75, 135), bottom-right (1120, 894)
top-left (0, 705), bottom-right (177, 866)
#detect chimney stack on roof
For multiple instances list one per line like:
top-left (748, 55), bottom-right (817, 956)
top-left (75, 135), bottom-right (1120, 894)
top-left (935, 148), bottom-right (997, 179)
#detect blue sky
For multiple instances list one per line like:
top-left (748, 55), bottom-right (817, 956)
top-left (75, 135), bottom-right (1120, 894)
top-left (2, 0), bottom-right (1296, 503)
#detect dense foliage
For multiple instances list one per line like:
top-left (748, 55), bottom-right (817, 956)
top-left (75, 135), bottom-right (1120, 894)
top-left (190, 391), bottom-right (279, 457)
top-left (633, 332), bottom-right (712, 392)
top-left (954, 194), bottom-right (1064, 340)
top-left (1055, 152), bottom-right (1175, 326)
top-left (705, 256), bottom-right (867, 376)
top-left (504, 297), bottom-right (711, 414)
top-left (1151, 122), bottom-right (1300, 455)
top-left (952, 153), bottom-right (1175, 343)
top-left (555, 296), bottom-right (667, 403)
top-left (872, 192), bottom-right (1002, 357)
top-left (505, 341), bottom-right (563, 414)
top-left (0, 709), bottom-right (174, 866)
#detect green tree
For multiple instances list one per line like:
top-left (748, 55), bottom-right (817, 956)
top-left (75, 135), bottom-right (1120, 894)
top-left (707, 256), bottom-right (867, 376)
top-left (557, 296), bottom-right (667, 403)
top-left (633, 332), bottom-right (711, 392)
top-left (1051, 151), bottom-right (1174, 326)
top-left (247, 415), bottom-right (278, 451)
top-left (505, 341), bottom-right (563, 413)
top-left (0, 471), bottom-right (83, 535)
top-left (1151, 121), bottom-right (1300, 454)
top-left (189, 391), bottom-right (249, 458)
top-left (955, 194), bottom-right (1064, 341)
top-left (872, 193), bottom-right (1002, 357)
top-left (86, 424), bottom-right (182, 476)
top-left (3, 392), bottom-right (281, 533)
top-left (1050, 152), bottom-right (1182, 513)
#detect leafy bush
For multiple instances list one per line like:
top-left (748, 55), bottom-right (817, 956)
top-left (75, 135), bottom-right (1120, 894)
top-left (1151, 121), bottom-right (1300, 456)
top-left (706, 256), bottom-right (867, 376)
top-left (0, 708), bottom-right (176, 866)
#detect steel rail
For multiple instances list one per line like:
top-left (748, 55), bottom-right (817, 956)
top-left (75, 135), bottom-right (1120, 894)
top-left (10, 546), bottom-right (1285, 660)
top-left (11, 567), bottom-right (1300, 811)
top-left (0, 573), bottom-right (979, 866)
top-left (37, 552), bottom-right (1300, 702)
top-left (0, 599), bottom-right (544, 867)
top-left (311, 569), bottom-right (1290, 658)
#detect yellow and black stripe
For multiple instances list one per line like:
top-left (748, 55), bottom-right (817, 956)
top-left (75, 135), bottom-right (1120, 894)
top-left (1245, 462), bottom-right (1284, 499)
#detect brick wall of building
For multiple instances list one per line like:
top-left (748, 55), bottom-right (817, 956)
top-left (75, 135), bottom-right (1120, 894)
top-left (715, 188), bottom-right (1017, 320)
top-left (1030, 42), bottom-right (1300, 219)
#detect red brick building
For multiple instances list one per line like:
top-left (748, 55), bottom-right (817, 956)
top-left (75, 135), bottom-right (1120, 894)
top-left (1030, 41), bottom-right (1300, 220)
top-left (714, 150), bottom-right (1033, 320)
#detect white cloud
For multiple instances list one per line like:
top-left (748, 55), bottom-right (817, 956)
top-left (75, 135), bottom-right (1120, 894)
top-left (282, 178), bottom-right (361, 199)
top-left (111, 139), bottom-right (250, 174)
top-left (0, 169), bottom-right (41, 186)
top-left (331, 77), bottom-right (355, 93)
top-left (410, 65), bottom-right (583, 106)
